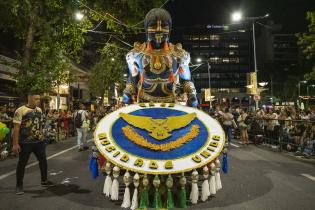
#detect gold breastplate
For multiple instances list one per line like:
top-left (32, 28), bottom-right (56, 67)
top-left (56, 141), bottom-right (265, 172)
top-left (142, 50), bottom-right (173, 75)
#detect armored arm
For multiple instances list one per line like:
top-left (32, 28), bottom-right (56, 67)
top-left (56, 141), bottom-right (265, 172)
top-left (123, 75), bottom-right (137, 104)
top-left (177, 51), bottom-right (198, 107)
top-left (123, 50), bottom-right (142, 104)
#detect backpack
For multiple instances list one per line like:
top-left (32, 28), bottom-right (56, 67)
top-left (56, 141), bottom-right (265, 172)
top-left (75, 111), bottom-right (83, 128)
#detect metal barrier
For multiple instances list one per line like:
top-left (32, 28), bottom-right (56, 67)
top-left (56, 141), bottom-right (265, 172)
top-left (246, 117), bottom-right (315, 156)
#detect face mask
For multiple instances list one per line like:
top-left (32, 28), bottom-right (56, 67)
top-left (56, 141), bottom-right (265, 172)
top-left (146, 19), bottom-right (170, 47)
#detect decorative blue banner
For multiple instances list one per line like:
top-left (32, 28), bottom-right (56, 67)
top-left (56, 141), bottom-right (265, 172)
top-left (111, 108), bottom-right (208, 160)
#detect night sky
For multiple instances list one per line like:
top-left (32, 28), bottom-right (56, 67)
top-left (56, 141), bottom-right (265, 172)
top-left (166, 0), bottom-right (315, 33)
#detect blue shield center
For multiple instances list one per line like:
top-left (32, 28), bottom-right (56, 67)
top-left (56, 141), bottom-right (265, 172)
top-left (111, 108), bottom-right (208, 160)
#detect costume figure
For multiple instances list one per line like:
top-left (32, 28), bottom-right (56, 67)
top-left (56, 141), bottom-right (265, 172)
top-left (123, 8), bottom-right (198, 107)
top-left (91, 8), bottom-right (227, 209)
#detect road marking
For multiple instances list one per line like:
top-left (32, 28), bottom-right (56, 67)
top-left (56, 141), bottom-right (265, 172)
top-left (230, 143), bottom-right (240, 148)
top-left (0, 138), bottom-right (93, 181)
top-left (301, 174), bottom-right (315, 182)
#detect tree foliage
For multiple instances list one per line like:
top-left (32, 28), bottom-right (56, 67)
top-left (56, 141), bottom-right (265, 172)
top-left (0, 0), bottom-right (92, 95)
top-left (297, 11), bottom-right (315, 81)
top-left (0, 0), bottom-right (165, 99)
top-left (88, 43), bottom-right (126, 101)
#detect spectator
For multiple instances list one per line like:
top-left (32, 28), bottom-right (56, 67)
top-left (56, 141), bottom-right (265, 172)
top-left (0, 106), bottom-right (10, 120)
top-left (61, 110), bottom-right (69, 138)
top-left (265, 109), bottom-right (278, 144)
top-left (74, 103), bottom-right (89, 151)
top-left (295, 121), bottom-right (315, 156)
top-left (219, 108), bottom-right (234, 145)
top-left (238, 109), bottom-right (249, 145)
top-left (12, 92), bottom-right (55, 195)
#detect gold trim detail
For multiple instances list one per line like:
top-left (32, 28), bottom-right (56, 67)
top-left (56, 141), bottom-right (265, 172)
top-left (144, 78), bottom-right (170, 84)
top-left (161, 83), bottom-right (173, 95)
top-left (150, 55), bottom-right (167, 74)
top-left (143, 83), bottom-right (158, 93)
top-left (122, 125), bottom-right (200, 151)
top-left (139, 90), bottom-right (175, 103)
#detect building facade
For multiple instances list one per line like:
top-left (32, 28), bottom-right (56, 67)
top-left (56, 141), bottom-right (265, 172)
top-left (173, 23), bottom-right (254, 106)
top-left (0, 54), bottom-right (90, 109)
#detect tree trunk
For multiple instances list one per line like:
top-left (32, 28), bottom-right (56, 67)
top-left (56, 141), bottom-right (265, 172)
top-left (21, 8), bottom-right (37, 74)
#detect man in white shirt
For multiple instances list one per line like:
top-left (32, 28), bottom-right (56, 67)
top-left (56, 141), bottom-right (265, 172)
top-left (74, 103), bottom-right (89, 151)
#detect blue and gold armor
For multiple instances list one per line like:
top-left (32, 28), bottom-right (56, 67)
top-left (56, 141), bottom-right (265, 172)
top-left (123, 8), bottom-right (198, 107)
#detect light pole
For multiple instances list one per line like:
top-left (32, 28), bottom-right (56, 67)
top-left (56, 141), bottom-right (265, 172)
top-left (231, 12), bottom-right (269, 110)
top-left (298, 80), bottom-right (307, 98)
top-left (196, 58), bottom-right (211, 110)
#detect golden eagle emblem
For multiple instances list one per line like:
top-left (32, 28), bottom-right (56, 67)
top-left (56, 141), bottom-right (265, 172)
top-left (119, 112), bottom-right (197, 140)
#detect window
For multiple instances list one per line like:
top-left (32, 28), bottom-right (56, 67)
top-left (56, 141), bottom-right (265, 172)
top-left (230, 58), bottom-right (240, 63)
top-left (222, 58), bottom-right (229, 63)
top-left (200, 35), bottom-right (209, 40)
top-left (192, 35), bottom-right (199, 41)
top-left (210, 57), bottom-right (221, 64)
top-left (200, 44), bottom-right (209, 48)
top-left (210, 43), bottom-right (219, 48)
top-left (183, 35), bottom-right (190, 40)
top-left (192, 44), bottom-right (199, 48)
top-left (229, 44), bottom-right (239, 48)
top-left (210, 35), bottom-right (220, 40)
top-left (200, 52), bottom-right (209, 56)
top-left (229, 50), bottom-right (239, 55)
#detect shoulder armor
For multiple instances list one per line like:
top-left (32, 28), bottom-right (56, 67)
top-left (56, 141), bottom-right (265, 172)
top-left (170, 43), bottom-right (186, 58)
top-left (132, 42), bottom-right (146, 53)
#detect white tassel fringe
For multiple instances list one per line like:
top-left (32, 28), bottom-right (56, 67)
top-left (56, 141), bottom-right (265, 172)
top-left (121, 187), bottom-right (131, 208)
top-left (111, 178), bottom-right (119, 200)
top-left (201, 179), bottom-right (210, 201)
top-left (190, 170), bottom-right (199, 204)
top-left (190, 182), bottom-right (199, 204)
top-left (103, 175), bottom-right (112, 197)
top-left (209, 175), bottom-right (216, 195)
top-left (130, 188), bottom-right (138, 210)
top-left (215, 171), bottom-right (222, 191)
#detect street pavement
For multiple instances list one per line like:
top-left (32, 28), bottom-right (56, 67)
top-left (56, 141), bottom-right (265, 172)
top-left (0, 135), bottom-right (315, 210)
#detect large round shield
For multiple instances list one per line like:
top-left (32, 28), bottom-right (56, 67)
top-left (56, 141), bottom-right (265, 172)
top-left (94, 103), bottom-right (225, 174)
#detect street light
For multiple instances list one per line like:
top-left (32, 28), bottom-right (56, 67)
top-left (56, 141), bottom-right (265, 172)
top-left (196, 58), bottom-right (202, 63)
top-left (75, 12), bottom-right (84, 20)
top-left (196, 57), bottom-right (212, 109)
top-left (258, 82), bottom-right (268, 87)
top-left (231, 11), bottom-right (269, 110)
top-left (231, 11), bottom-right (243, 22)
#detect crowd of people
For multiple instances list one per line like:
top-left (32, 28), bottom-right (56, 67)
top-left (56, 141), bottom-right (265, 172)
top-left (2, 102), bottom-right (315, 161)
top-left (0, 102), bottom-right (122, 160)
top-left (209, 105), bottom-right (315, 157)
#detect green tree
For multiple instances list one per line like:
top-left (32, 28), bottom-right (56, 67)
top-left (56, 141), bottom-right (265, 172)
top-left (89, 43), bottom-right (126, 104)
top-left (0, 0), bottom-right (92, 96)
top-left (297, 11), bottom-right (315, 80)
top-left (0, 0), bottom-right (165, 100)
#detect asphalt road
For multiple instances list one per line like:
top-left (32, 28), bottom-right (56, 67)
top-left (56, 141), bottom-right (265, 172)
top-left (0, 136), bottom-right (314, 210)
